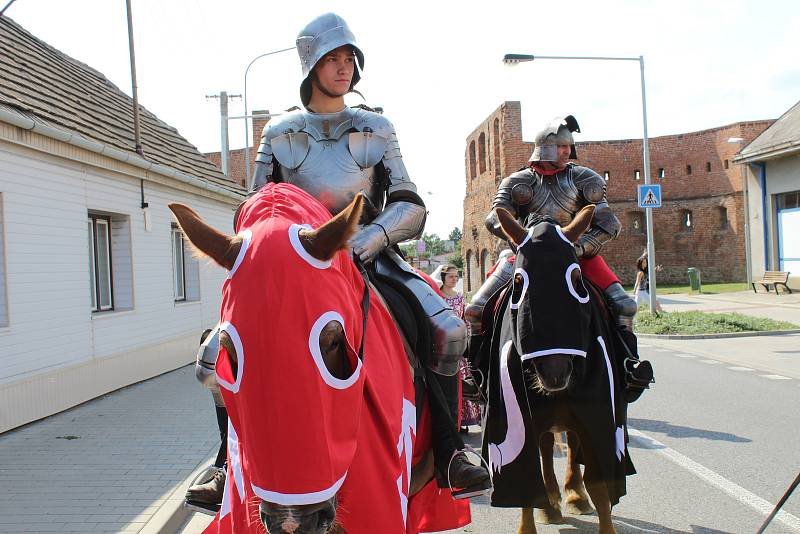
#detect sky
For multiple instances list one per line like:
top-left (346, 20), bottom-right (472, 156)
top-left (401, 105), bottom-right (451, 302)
top-left (4, 0), bottom-right (800, 237)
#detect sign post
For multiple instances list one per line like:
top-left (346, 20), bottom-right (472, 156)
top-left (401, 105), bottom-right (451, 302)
top-left (638, 183), bottom-right (662, 312)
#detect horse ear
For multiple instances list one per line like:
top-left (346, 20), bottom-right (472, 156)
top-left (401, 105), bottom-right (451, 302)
top-left (299, 193), bottom-right (364, 261)
top-left (169, 203), bottom-right (242, 271)
top-left (561, 205), bottom-right (596, 243)
top-left (495, 208), bottom-right (528, 246)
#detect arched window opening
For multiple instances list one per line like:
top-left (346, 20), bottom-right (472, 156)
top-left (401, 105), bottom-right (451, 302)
top-left (478, 133), bottom-right (487, 174)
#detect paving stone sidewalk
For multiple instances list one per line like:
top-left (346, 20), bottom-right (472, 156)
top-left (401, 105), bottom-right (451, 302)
top-left (657, 289), bottom-right (800, 324)
top-left (0, 365), bottom-right (218, 534)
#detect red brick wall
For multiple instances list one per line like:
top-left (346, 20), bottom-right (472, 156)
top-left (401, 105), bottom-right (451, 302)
top-left (463, 102), bottom-right (772, 287)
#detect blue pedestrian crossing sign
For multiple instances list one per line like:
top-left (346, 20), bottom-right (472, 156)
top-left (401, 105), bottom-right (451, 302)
top-left (638, 184), bottom-right (662, 208)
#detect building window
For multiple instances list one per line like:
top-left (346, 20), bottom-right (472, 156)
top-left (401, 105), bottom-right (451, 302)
top-left (603, 170), bottom-right (610, 181)
top-left (680, 210), bottom-right (693, 231)
top-left (172, 226), bottom-right (186, 301)
top-left (493, 119), bottom-right (501, 178)
top-left (480, 249), bottom-right (489, 281)
top-left (88, 211), bottom-right (133, 313)
top-left (658, 168), bottom-right (665, 179)
top-left (469, 141), bottom-right (477, 179)
top-left (478, 132), bottom-right (487, 174)
top-left (88, 215), bottom-right (113, 311)
top-left (0, 194), bottom-right (8, 327)
top-left (777, 190), bottom-right (800, 209)
top-left (172, 225), bottom-right (200, 302)
top-left (629, 211), bottom-right (645, 235)
top-left (465, 250), bottom-right (472, 292)
top-left (686, 164), bottom-right (692, 175)
top-left (706, 162), bottom-right (712, 172)
top-left (724, 159), bottom-right (729, 169)
top-left (634, 169), bottom-right (641, 181)
top-left (717, 206), bottom-right (728, 229)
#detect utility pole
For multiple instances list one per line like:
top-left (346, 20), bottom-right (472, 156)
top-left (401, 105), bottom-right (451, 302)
top-left (206, 91), bottom-right (241, 177)
top-left (125, 0), bottom-right (144, 156)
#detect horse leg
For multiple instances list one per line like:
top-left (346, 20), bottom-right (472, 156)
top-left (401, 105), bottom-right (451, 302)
top-left (518, 507), bottom-right (538, 534)
top-left (583, 458), bottom-right (617, 534)
top-left (563, 431), bottom-right (594, 515)
top-left (534, 432), bottom-right (563, 524)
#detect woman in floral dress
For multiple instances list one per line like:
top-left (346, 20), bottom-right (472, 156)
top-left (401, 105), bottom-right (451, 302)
top-left (437, 265), bottom-right (482, 431)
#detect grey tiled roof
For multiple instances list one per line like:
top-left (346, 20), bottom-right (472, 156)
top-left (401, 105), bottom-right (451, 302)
top-left (0, 16), bottom-right (243, 195)
top-left (737, 99), bottom-right (800, 162)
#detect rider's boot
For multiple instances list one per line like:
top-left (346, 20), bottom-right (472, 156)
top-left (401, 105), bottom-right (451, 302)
top-left (604, 282), bottom-right (654, 402)
top-left (429, 372), bottom-right (492, 499)
top-left (185, 465), bottom-right (226, 506)
top-left (447, 450), bottom-right (493, 499)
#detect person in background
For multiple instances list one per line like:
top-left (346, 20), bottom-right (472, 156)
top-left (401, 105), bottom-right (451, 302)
top-left (632, 250), bottom-right (663, 314)
top-left (436, 265), bottom-right (482, 432)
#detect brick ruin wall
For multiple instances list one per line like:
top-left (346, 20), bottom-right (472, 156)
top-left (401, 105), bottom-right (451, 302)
top-left (462, 102), bottom-right (772, 291)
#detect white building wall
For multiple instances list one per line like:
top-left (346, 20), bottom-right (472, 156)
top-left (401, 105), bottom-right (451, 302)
top-left (0, 140), bottom-right (238, 432)
top-left (743, 153), bottom-right (800, 286)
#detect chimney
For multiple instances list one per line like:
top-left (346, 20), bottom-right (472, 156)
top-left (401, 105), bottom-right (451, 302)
top-left (252, 109), bottom-right (270, 150)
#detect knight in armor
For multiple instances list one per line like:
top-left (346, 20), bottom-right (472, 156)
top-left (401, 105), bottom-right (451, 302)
top-left (465, 115), bottom-right (653, 400)
top-left (240, 13), bottom-right (490, 498)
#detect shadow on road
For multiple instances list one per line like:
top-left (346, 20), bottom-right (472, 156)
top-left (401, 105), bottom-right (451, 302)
top-left (628, 418), bottom-right (751, 444)
top-left (486, 514), bottom-right (735, 533)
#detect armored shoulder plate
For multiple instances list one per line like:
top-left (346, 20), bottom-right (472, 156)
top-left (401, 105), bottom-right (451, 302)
top-left (571, 165), bottom-right (607, 204)
top-left (349, 108), bottom-right (392, 169)
top-left (493, 169), bottom-right (535, 212)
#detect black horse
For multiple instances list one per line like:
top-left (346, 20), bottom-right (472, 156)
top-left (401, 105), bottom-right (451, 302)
top-left (480, 206), bottom-right (636, 534)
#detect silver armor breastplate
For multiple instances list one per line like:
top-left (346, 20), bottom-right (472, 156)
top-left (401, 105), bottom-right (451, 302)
top-left (272, 108), bottom-right (387, 216)
top-left (527, 169), bottom-right (582, 227)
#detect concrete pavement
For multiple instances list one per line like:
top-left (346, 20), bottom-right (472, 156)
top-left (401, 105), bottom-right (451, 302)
top-left (2, 290), bottom-right (798, 534)
top-left (656, 289), bottom-right (800, 325)
top-left (0, 365), bottom-right (219, 533)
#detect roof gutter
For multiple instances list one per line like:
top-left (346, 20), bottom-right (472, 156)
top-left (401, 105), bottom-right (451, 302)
top-left (733, 140), bottom-right (800, 164)
top-left (0, 107), bottom-right (244, 202)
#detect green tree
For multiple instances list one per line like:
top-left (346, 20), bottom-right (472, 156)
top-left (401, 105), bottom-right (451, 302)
top-left (448, 227), bottom-right (462, 243)
top-left (422, 233), bottom-right (445, 256)
top-left (448, 242), bottom-right (463, 269)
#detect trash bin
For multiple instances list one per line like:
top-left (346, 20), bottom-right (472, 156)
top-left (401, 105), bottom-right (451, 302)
top-left (687, 267), bottom-right (702, 292)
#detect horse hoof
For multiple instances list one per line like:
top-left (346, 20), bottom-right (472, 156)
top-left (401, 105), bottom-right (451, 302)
top-left (565, 498), bottom-right (594, 515)
top-left (534, 506), bottom-right (563, 524)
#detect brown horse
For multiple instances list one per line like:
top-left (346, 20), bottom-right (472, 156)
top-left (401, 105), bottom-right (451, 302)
top-left (481, 207), bottom-right (634, 534)
top-left (169, 184), bottom-right (448, 534)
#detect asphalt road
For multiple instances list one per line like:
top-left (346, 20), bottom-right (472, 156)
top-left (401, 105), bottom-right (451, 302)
top-left (435, 340), bottom-right (800, 534)
top-left (180, 339), bottom-right (800, 534)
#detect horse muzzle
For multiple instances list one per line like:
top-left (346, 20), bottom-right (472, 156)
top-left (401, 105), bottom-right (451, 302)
top-left (259, 498), bottom-right (337, 534)
top-left (532, 355), bottom-right (574, 392)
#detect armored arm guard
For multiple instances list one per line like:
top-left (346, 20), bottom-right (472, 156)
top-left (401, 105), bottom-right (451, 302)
top-left (251, 123), bottom-right (276, 192)
top-left (350, 114), bottom-right (426, 261)
top-left (375, 119), bottom-right (427, 244)
top-left (572, 167), bottom-right (620, 258)
top-left (196, 325), bottom-right (225, 407)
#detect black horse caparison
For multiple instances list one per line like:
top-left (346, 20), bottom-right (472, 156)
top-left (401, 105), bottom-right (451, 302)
top-left (481, 206), bottom-right (636, 534)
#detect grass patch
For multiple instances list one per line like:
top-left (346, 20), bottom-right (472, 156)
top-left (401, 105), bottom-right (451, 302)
top-left (634, 310), bottom-right (798, 335)
top-left (623, 282), bottom-right (749, 295)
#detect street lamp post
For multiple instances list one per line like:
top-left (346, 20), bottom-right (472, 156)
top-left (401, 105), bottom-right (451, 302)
top-left (503, 53), bottom-right (658, 313)
top-left (243, 46), bottom-right (296, 187)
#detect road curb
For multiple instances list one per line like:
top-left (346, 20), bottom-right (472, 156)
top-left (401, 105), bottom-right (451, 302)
top-left (139, 445), bottom-right (217, 534)
top-left (637, 329), bottom-right (800, 340)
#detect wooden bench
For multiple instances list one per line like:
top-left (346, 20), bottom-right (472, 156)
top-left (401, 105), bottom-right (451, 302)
top-left (752, 271), bottom-right (792, 294)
